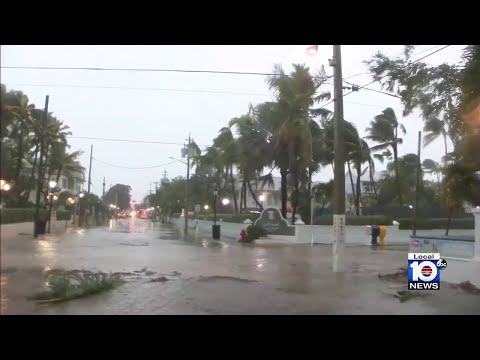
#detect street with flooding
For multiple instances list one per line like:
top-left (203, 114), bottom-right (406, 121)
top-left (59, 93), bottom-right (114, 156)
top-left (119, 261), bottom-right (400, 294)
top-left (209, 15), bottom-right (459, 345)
top-left (1, 218), bottom-right (480, 315)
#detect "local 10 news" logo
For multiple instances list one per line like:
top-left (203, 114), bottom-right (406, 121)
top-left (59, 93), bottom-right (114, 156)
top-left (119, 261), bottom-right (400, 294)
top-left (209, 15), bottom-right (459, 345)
top-left (408, 253), bottom-right (447, 290)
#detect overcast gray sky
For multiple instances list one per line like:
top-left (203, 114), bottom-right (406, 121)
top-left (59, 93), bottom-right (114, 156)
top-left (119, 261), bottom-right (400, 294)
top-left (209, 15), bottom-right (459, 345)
top-left (0, 45), bottom-right (465, 202)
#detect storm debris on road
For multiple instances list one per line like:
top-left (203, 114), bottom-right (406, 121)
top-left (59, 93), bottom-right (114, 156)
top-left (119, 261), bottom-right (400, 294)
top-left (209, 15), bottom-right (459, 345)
top-left (31, 269), bottom-right (124, 304)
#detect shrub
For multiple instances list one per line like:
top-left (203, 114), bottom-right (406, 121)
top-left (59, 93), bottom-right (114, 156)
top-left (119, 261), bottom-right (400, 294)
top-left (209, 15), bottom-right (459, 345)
top-left (245, 225), bottom-right (268, 242)
top-left (55, 210), bottom-right (72, 221)
top-left (397, 218), bottom-right (474, 230)
top-left (0, 208), bottom-right (47, 224)
top-left (201, 213), bottom-right (261, 224)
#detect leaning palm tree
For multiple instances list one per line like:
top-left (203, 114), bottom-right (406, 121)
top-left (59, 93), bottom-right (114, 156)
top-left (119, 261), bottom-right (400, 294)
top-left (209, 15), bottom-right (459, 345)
top-left (365, 107), bottom-right (406, 205)
top-left (212, 127), bottom-right (240, 213)
top-left (422, 158), bottom-right (442, 183)
top-left (423, 116), bottom-right (448, 169)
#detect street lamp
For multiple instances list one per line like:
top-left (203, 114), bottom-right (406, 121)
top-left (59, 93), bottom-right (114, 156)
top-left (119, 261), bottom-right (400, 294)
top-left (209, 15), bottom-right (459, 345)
top-left (77, 192), bottom-right (84, 227)
top-left (212, 189), bottom-right (220, 239)
top-left (204, 204), bottom-right (209, 210)
top-left (222, 198), bottom-right (230, 206)
top-left (308, 45), bottom-right (346, 272)
top-left (47, 180), bottom-right (57, 233)
top-left (259, 194), bottom-right (265, 210)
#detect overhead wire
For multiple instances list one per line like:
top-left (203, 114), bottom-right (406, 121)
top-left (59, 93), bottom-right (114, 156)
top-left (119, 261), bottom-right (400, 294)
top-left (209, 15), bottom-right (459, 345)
top-left (92, 157), bottom-right (180, 170)
top-left (318, 45), bottom-right (451, 109)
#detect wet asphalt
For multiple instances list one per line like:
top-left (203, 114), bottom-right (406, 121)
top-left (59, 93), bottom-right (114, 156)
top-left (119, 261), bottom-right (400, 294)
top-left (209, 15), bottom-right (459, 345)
top-left (1, 218), bottom-right (479, 315)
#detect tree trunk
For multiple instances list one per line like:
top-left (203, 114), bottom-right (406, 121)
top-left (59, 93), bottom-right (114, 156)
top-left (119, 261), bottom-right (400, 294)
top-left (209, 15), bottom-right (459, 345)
top-left (347, 160), bottom-right (356, 214)
top-left (243, 178), bottom-right (247, 211)
top-left (443, 132), bottom-right (448, 171)
top-left (24, 144), bottom-right (39, 202)
top-left (239, 179), bottom-right (244, 212)
top-left (280, 168), bottom-right (288, 219)
top-left (355, 164), bottom-right (362, 216)
top-left (247, 177), bottom-right (263, 210)
top-left (291, 172), bottom-right (299, 225)
top-left (14, 126), bottom-right (25, 200)
top-left (392, 143), bottom-right (403, 205)
top-left (55, 165), bottom-right (63, 189)
top-left (229, 165), bottom-right (238, 214)
top-left (307, 167), bottom-right (313, 194)
top-left (445, 207), bottom-right (453, 236)
top-left (369, 161), bottom-right (378, 200)
top-left (222, 166), bottom-right (229, 195)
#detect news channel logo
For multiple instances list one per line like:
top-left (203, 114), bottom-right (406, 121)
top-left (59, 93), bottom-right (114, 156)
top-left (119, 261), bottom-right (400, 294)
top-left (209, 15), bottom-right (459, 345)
top-left (408, 253), bottom-right (447, 290)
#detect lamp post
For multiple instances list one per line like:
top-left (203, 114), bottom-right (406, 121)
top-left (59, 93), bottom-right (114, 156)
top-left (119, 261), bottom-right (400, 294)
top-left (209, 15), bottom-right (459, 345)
top-left (1, 179), bottom-right (12, 208)
top-left (259, 194), bottom-right (265, 210)
top-left (308, 45), bottom-right (346, 272)
top-left (77, 192), bottom-right (84, 227)
top-left (47, 180), bottom-right (57, 233)
top-left (212, 189), bottom-right (220, 239)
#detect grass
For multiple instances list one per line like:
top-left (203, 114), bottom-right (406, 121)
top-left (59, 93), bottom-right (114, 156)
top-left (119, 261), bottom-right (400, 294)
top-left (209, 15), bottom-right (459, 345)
top-left (32, 269), bottom-right (124, 304)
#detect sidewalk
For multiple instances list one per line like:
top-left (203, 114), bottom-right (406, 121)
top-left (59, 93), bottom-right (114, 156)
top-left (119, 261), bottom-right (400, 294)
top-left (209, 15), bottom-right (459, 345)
top-left (1, 219), bottom-right (74, 241)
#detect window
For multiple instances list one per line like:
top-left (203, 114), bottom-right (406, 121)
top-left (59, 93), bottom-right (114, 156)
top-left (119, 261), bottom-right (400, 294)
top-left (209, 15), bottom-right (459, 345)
top-left (62, 178), bottom-right (68, 189)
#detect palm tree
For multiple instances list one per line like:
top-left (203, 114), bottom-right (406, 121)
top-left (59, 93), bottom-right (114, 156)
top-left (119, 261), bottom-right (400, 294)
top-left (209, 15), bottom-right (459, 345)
top-left (365, 107), bottom-right (406, 205)
top-left (211, 127), bottom-right (240, 213)
top-left (229, 106), bottom-right (271, 212)
top-left (423, 116), bottom-right (448, 170)
top-left (422, 159), bottom-right (442, 183)
top-left (266, 64), bottom-right (323, 223)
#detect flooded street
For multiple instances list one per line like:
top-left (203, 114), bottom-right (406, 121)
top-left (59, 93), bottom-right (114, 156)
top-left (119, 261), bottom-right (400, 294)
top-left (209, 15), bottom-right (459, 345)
top-left (2, 219), bottom-right (480, 315)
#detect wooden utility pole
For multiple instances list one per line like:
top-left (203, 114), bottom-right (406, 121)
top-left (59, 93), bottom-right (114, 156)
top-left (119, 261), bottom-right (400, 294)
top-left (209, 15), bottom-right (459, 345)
top-left (412, 131), bottom-right (422, 236)
top-left (33, 95), bottom-right (49, 238)
top-left (332, 45), bottom-right (346, 272)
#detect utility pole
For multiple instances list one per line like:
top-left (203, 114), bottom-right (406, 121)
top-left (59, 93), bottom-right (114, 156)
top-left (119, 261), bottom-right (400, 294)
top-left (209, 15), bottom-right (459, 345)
top-left (332, 45), bottom-right (346, 273)
top-left (184, 133), bottom-right (191, 233)
top-left (412, 131), bottom-right (422, 237)
top-left (102, 177), bottom-right (105, 197)
top-left (163, 170), bottom-right (168, 179)
top-left (87, 145), bottom-right (93, 194)
top-left (33, 95), bottom-right (49, 238)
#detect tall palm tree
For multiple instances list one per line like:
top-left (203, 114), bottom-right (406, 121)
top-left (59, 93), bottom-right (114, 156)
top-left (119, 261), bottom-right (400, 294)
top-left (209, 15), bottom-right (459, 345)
top-left (266, 64), bottom-right (322, 223)
top-left (212, 127), bottom-right (240, 213)
top-left (365, 107), bottom-right (406, 205)
top-left (423, 116), bottom-right (448, 169)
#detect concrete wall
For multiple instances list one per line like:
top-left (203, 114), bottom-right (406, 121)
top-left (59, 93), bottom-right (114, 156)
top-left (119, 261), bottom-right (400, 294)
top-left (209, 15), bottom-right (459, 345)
top-left (172, 217), bottom-right (474, 246)
top-left (172, 218), bottom-right (245, 239)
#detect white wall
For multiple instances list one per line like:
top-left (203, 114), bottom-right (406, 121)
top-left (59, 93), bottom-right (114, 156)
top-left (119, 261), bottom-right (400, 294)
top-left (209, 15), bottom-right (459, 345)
top-left (172, 217), bottom-right (474, 247)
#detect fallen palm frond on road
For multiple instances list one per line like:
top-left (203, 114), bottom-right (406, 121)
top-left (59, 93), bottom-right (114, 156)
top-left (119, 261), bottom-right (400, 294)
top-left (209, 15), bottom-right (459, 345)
top-left (31, 269), bottom-right (124, 304)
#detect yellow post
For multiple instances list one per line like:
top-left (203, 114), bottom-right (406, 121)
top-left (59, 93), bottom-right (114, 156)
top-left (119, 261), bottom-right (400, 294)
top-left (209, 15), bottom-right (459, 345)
top-left (379, 226), bottom-right (386, 249)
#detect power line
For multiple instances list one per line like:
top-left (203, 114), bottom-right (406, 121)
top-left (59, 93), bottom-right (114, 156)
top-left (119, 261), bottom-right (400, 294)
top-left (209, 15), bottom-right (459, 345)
top-left (8, 83), bottom-right (271, 97)
top-left (319, 45), bottom-right (451, 109)
top-left (69, 135), bottom-right (209, 147)
top-left (340, 45), bottom-right (446, 80)
top-left (92, 158), bottom-right (179, 170)
top-left (0, 65), bottom-right (285, 77)
top-left (343, 80), bottom-right (400, 98)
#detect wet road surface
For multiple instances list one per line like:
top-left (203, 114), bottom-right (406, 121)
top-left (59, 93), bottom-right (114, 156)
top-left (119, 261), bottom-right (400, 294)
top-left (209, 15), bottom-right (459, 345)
top-left (1, 218), bottom-right (480, 315)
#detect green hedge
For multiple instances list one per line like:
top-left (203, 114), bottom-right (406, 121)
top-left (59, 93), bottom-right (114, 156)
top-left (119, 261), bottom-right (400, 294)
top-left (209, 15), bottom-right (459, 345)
top-left (56, 210), bottom-right (72, 221)
top-left (1, 208), bottom-right (47, 224)
top-left (397, 218), bottom-right (474, 230)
